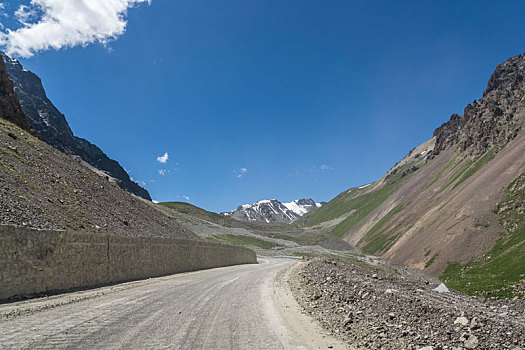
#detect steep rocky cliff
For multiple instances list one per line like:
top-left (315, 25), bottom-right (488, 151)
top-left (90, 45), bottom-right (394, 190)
top-left (432, 54), bottom-right (524, 159)
top-left (0, 52), bottom-right (151, 200)
top-left (0, 55), bottom-right (30, 131)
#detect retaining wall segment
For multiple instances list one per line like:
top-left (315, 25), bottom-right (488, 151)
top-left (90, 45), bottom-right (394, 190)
top-left (0, 225), bottom-right (257, 300)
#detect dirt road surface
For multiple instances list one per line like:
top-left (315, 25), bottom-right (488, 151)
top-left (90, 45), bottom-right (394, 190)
top-left (0, 259), bottom-right (349, 349)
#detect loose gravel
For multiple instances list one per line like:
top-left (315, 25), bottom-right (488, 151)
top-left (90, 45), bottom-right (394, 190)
top-left (291, 258), bottom-right (525, 350)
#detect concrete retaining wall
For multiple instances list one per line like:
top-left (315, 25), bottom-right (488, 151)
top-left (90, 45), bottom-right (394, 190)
top-left (0, 225), bottom-right (257, 300)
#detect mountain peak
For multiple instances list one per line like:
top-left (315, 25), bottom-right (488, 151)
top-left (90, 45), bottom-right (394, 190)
top-left (222, 198), bottom-right (323, 223)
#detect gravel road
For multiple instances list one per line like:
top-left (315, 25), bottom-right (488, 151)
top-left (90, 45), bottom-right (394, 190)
top-left (0, 259), bottom-right (348, 350)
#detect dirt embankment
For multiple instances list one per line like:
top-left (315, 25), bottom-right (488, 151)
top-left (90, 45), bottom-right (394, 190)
top-left (291, 259), bottom-right (525, 350)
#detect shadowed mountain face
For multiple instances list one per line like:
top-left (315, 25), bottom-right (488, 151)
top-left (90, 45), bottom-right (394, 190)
top-left (0, 51), bottom-right (151, 201)
top-left (0, 55), bottom-right (30, 131)
top-left (297, 54), bottom-right (525, 294)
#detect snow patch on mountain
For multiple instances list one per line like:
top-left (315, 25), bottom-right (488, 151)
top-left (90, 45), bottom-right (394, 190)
top-left (221, 198), bottom-right (323, 224)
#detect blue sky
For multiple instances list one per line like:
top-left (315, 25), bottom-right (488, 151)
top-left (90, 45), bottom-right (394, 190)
top-left (1, 1), bottom-right (525, 212)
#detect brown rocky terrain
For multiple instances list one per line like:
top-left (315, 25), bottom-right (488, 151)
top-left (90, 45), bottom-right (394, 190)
top-left (292, 258), bottom-right (525, 349)
top-left (0, 117), bottom-right (198, 240)
top-left (0, 55), bottom-right (30, 131)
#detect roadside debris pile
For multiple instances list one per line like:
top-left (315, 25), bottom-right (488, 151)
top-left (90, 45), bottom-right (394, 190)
top-left (291, 259), bottom-right (525, 350)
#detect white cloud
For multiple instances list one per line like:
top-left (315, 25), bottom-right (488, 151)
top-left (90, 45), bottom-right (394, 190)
top-left (311, 164), bottom-right (334, 172)
top-left (234, 167), bottom-right (247, 178)
top-left (176, 195), bottom-right (190, 201)
top-left (158, 169), bottom-right (169, 176)
top-left (15, 5), bottom-right (37, 25)
top-left (156, 152), bottom-right (168, 163)
top-left (0, 0), bottom-right (151, 58)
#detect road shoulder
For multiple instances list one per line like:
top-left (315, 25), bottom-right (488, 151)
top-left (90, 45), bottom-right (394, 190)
top-left (262, 259), bottom-right (352, 350)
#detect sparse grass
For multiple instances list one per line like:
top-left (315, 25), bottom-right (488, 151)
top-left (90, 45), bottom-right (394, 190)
top-left (426, 156), bottom-right (461, 189)
top-left (452, 149), bottom-right (495, 190)
top-left (300, 160), bottom-right (421, 238)
top-left (425, 253), bottom-right (439, 268)
top-left (441, 235), bottom-right (524, 298)
top-left (358, 202), bottom-right (410, 254)
top-left (440, 173), bottom-right (524, 298)
top-left (441, 159), bottom-right (473, 192)
top-left (205, 234), bottom-right (283, 249)
top-left (474, 221), bottom-right (490, 229)
top-left (329, 184), bottom-right (399, 237)
top-left (361, 230), bottom-right (402, 255)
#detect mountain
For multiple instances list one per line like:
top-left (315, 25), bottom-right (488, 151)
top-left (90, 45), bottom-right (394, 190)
top-left (222, 198), bottom-right (323, 223)
top-left (296, 54), bottom-right (525, 297)
top-left (0, 116), bottom-right (198, 240)
top-left (0, 51), bottom-right (151, 200)
top-left (0, 54), bottom-right (30, 131)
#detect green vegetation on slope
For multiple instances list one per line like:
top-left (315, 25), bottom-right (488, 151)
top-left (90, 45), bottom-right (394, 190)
top-left (329, 184), bottom-right (399, 237)
top-left (452, 149), bottom-right (495, 189)
top-left (440, 149), bottom-right (494, 192)
top-left (441, 159), bottom-right (473, 192)
top-left (359, 202), bottom-right (410, 254)
top-left (205, 234), bottom-right (283, 249)
top-left (426, 155), bottom-right (461, 189)
top-left (441, 173), bottom-right (525, 298)
top-left (297, 159), bottom-right (423, 240)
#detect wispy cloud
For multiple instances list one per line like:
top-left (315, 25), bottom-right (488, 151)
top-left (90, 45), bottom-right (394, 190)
top-left (14, 5), bottom-right (37, 25)
top-left (311, 164), bottom-right (335, 172)
top-left (0, 0), bottom-right (151, 58)
top-left (158, 169), bottom-right (169, 176)
top-left (176, 195), bottom-right (190, 201)
top-left (234, 167), bottom-right (247, 178)
top-left (156, 152), bottom-right (168, 164)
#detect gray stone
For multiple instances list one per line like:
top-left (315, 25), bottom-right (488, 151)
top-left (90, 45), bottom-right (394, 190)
top-left (454, 316), bottom-right (469, 326)
top-left (464, 335), bottom-right (479, 349)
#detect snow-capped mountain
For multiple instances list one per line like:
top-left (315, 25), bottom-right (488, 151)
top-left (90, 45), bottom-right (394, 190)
top-left (221, 198), bottom-right (323, 223)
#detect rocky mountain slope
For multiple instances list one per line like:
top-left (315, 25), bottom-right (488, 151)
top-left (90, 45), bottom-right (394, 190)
top-left (297, 54), bottom-right (525, 297)
top-left (0, 55), bottom-right (30, 131)
top-left (0, 51), bottom-right (150, 200)
top-left (0, 117), bottom-right (198, 240)
top-left (222, 198), bottom-right (322, 223)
